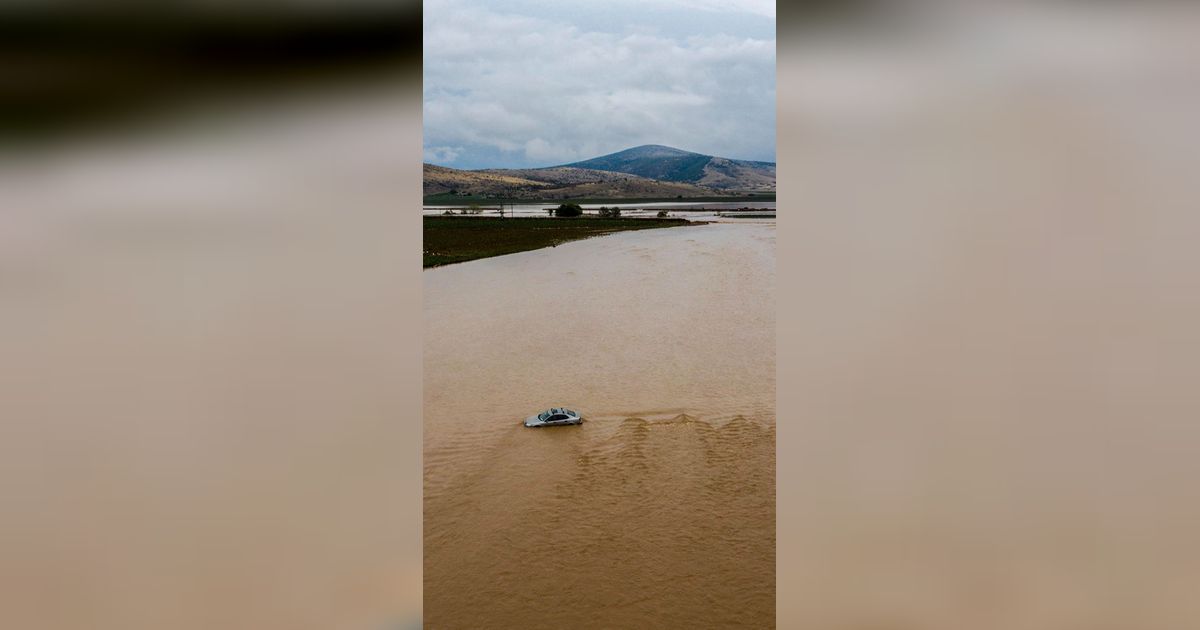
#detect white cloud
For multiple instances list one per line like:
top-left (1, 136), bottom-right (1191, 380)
top-left (423, 146), bottom-right (462, 164)
top-left (423, 0), bottom-right (775, 168)
top-left (524, 138), bottom-right (566, 162)
top-left (664, 0), bottom-right (775, 20)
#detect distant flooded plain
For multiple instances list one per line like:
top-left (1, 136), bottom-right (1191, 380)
top-left (424, 221), bottom-right (775, 628)
top-left (422, 201), bottom-right (776, 219)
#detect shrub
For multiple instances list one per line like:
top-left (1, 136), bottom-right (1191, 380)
top-left (657, 210), bottom-right (669, 218)
top-left (597, 206), bottom-right (622, 218)
top-left (554, 203), bottom-right (583, 217)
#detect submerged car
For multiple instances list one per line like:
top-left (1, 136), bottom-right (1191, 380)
top-left (524, 407), bottom-right (583, 427)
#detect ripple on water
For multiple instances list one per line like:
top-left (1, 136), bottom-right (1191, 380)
top-left (425, 412), bottom-right (775, 629)
top-left (425, 223), bottom-right (775, 627)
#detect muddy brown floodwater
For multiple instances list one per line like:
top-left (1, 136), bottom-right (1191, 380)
top-left (424, 221), bottom-right (775, 629)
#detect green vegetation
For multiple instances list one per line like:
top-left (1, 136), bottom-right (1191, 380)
top-left (554, 203), bottom-right (583, 217)
top-left (657, 154), bottom-right (711, 181)
top-left (566, 145), bottom-right (712, 182)
top-left (423, 216), bottom-right (694, 268)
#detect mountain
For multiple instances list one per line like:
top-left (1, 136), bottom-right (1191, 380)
top-left (424, 164), bottom-right (721, 201)
top-left (423, 144), bottom-right (775, 201)
top-left (562, 145), bottom-right (775, 192)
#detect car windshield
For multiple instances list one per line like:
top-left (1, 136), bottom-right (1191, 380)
top-left (538, 411), bottom-right (550, 421)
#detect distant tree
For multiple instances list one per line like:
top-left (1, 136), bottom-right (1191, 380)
top-left (467, 203), bottom-right (483, 215)
top-left (657, 210), bottom-right (669, 218)
top-left (554, 203), bottom-right (583, 217)
top-left (676, 194), bottom-right (683, 199)
top-left (597, 206), bottom-right (621, 218)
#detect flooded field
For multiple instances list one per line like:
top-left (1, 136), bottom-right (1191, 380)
top-left (424, 222), bottom-right (775, 628)
top-left (423, 201), bottom-right (776, 221)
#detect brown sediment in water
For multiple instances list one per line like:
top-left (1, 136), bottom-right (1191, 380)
top-left (426, 415), bottom-right (774, 629)
top-left (424, 222), bottom-right (775, 628)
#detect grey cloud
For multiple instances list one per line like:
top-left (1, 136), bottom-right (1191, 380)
top-left (423, 0), bottom-right (775, 169)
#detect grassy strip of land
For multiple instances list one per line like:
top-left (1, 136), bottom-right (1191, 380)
top-left (423, 216), bottom-right (695, 268)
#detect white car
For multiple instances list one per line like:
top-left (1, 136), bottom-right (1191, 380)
top-left (524, 407), bottom-right (583, 427)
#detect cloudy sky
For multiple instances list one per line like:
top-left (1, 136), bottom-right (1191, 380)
top-left (423, 0), bottom-right (775, 169)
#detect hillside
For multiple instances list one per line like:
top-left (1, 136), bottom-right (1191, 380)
top-left (478, 166), bottom-right (639, 187)
top-left (423, 164), bottom-right (552, 197)
top-left (696, 156), bottom-right (777, 191)
top-left (423, 144), bottom-right (776, 201)
top-left (424, 163), bottom-right (723, 201)
top-left (563, 145), bottom-right (775, 192)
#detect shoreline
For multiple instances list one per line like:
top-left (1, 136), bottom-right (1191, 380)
top-left (423, 216), bottom-right (701, 268)
top-left (428, 206), bottom-right (774, 213)
top-left (423, 194), bottom-right (774, 205)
